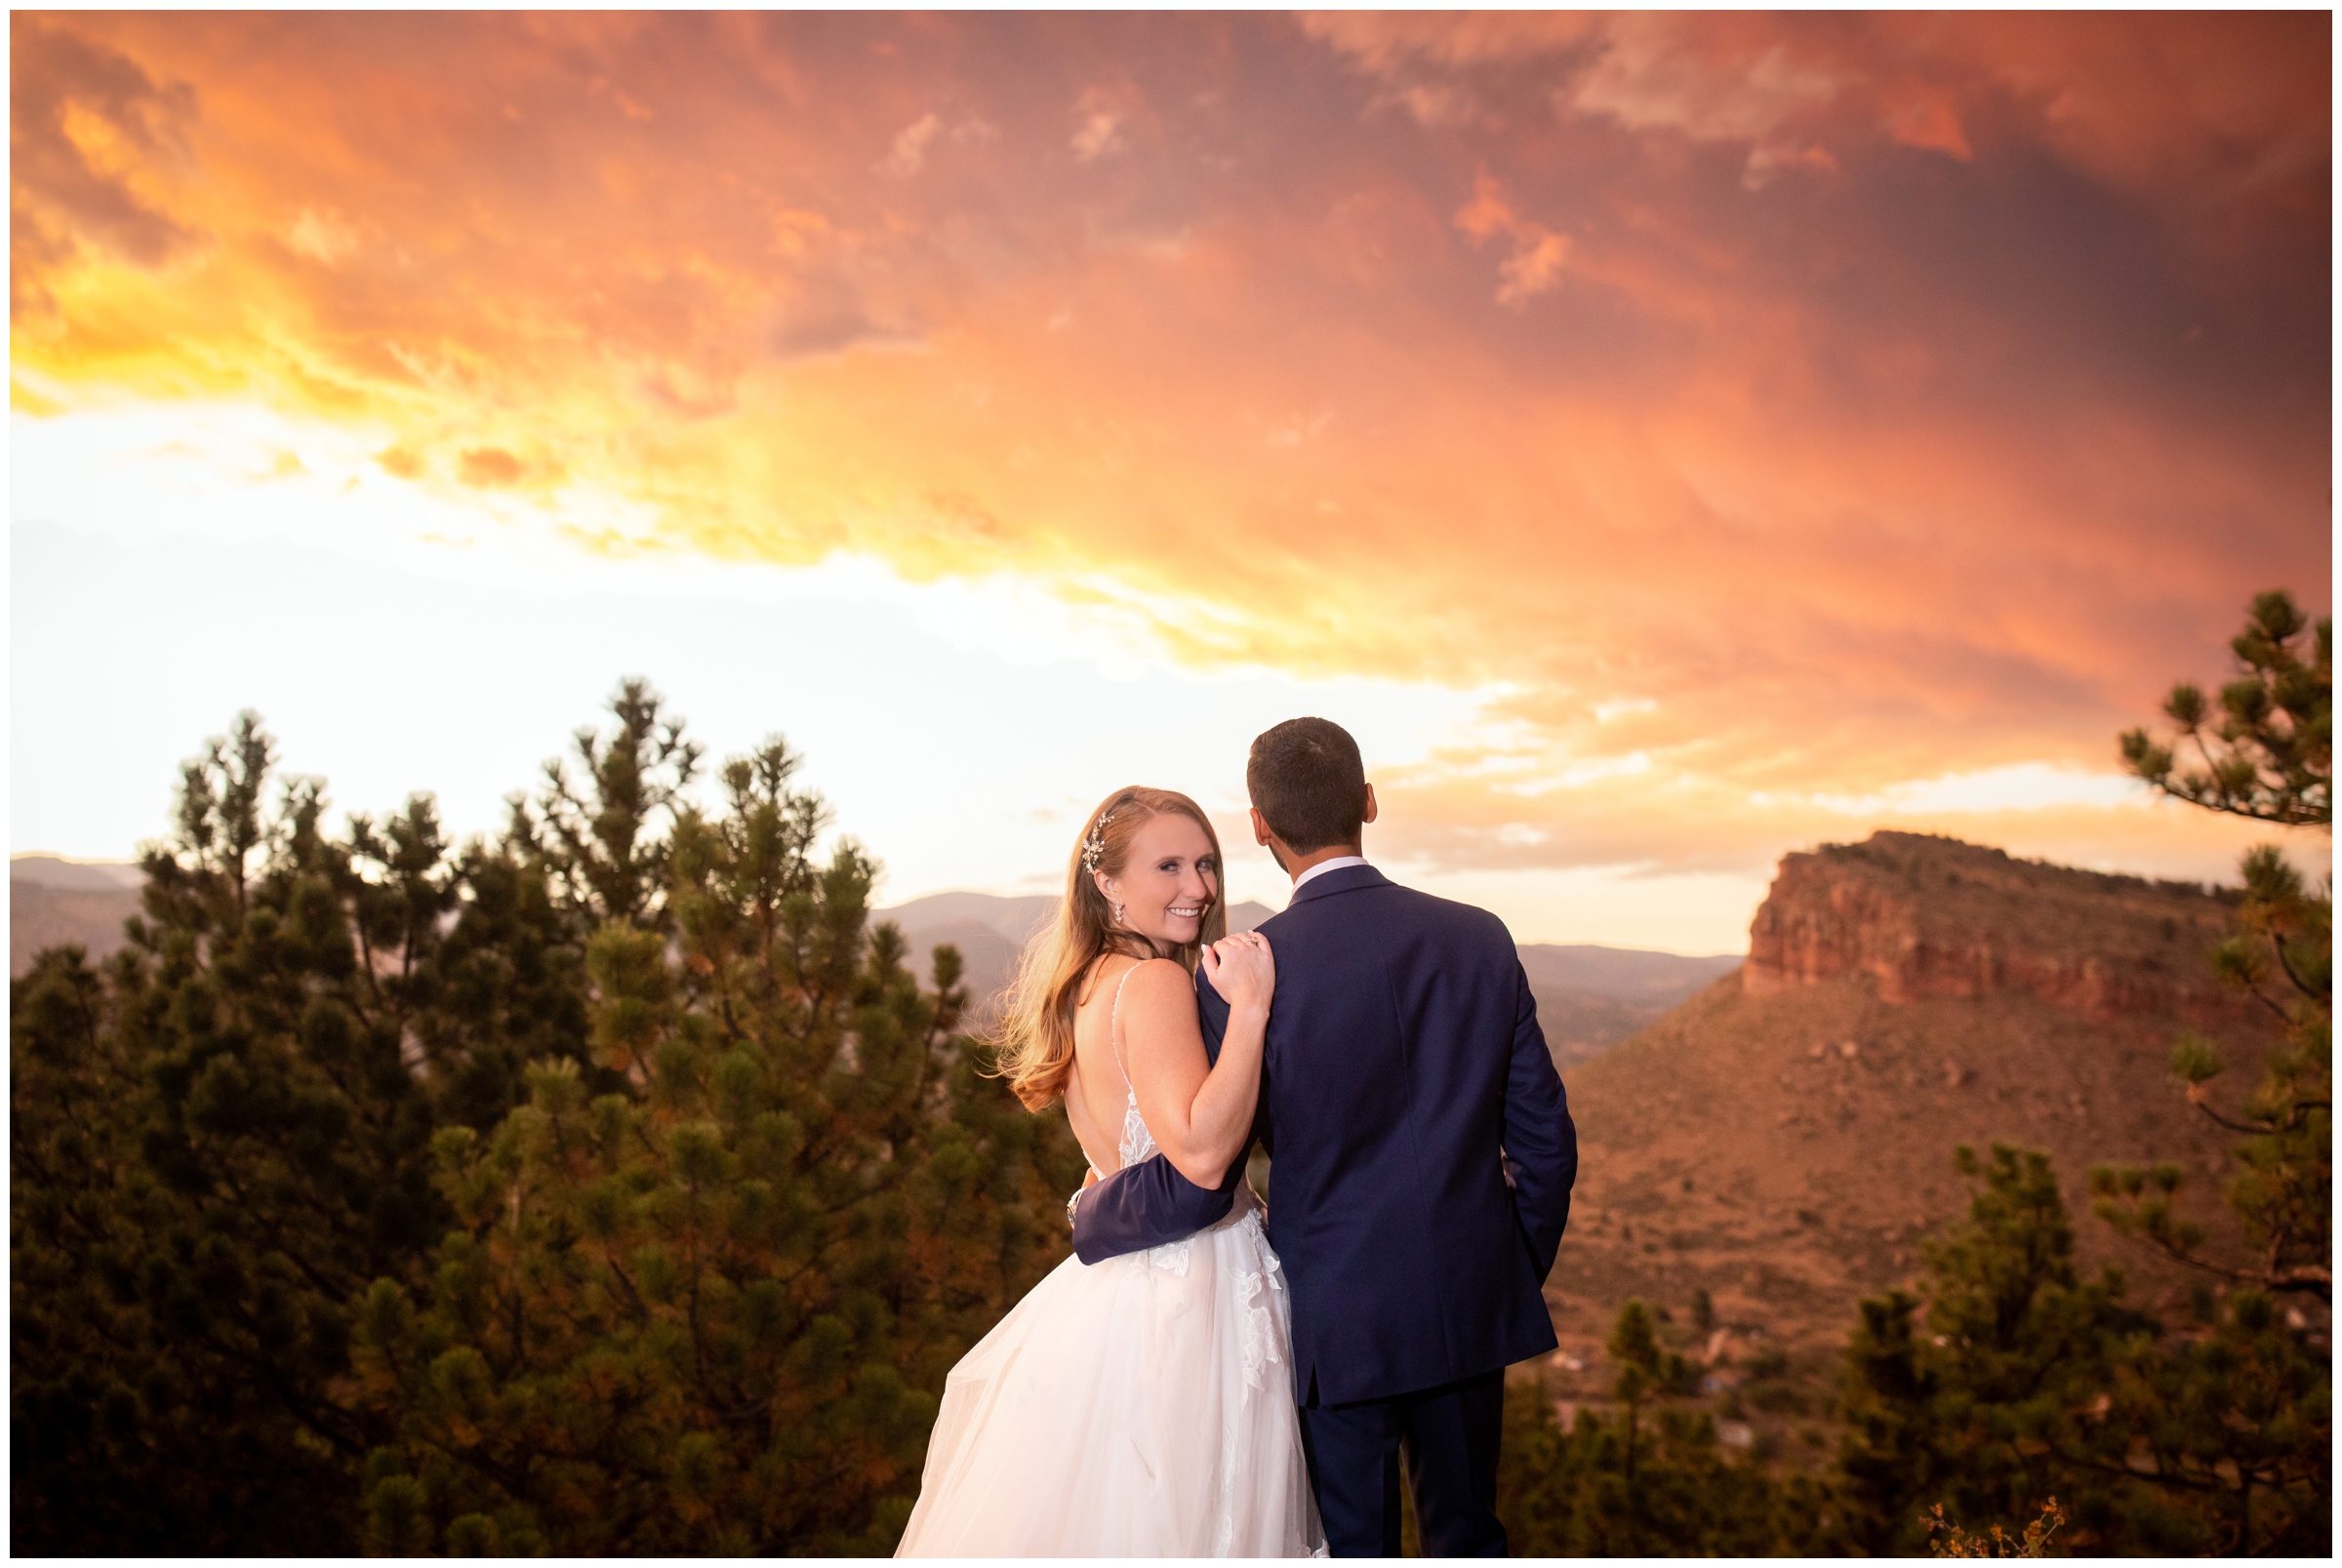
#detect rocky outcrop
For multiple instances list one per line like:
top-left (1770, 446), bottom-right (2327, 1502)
top-left (1552, 829), bottom-right (2284, 1429)
top-left (1743, 831), bottom-right (2244, 1023)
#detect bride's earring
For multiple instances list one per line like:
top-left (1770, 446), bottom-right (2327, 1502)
top-left (1112, 900), bottom-right (1126, 925)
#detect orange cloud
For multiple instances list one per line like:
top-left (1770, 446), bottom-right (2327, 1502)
top-left (9, 11), bottom-right (2328, 879)
top-left (457, 447), bottom-right (525, 488)
top-left (1452, 172), bottom-right (1571, 307)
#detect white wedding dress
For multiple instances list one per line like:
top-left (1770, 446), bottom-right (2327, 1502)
top-left (897, 971), bottom-right (1325, 1557)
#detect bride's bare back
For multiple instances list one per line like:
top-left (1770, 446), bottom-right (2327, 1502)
top-left (1064, 955), bottom-right (1151, 1177)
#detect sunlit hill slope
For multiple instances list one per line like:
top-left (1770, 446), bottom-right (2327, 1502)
top-left (1538, 830), bottom-right (2283, 1454)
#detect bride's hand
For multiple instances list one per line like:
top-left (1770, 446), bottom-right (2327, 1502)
top-left (1199, 931), bottom-right (1274, 1017)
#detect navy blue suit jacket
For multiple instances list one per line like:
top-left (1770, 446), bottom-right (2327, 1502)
top-left (1070, 864), bottom-right (1577, 1407)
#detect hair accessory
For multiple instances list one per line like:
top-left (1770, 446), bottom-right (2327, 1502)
top-left (1081, 807), bottom-right (1118, 873)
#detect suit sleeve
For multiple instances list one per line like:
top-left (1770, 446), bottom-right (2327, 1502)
top-left (1195, 951), bottom-right (1272, 1156)
top-left (1069, 1155), bottom-right (1242, 1264)
top-left (1501, 955), bottom-right (1577, 1280)
top-left (1065, 963), bottom-right (1243, 1264)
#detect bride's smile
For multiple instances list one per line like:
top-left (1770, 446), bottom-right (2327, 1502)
top-left (1095, 813), bottom-right (1220, 950)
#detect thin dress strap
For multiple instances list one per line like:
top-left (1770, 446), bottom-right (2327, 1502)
top-left (1110, 959), bottom-right (1145, 1101)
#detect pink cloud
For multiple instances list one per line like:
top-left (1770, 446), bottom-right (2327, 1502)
top-left (9, 11), bottom-right (2326, 879)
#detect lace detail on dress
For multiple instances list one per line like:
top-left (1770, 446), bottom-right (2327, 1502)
top-left (1117, 1096), bottom-right (1154, 1168)
top-left (1234, 1211), bottom-right (1287, 1394)
top-left (1214, 1208), bottom-right (1292, 1554)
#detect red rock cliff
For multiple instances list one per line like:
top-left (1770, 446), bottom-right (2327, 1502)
top-left (1744, 831), bottom-right (2243, 1022)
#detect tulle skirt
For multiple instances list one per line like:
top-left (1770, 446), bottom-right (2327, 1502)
top-left (897, 1186), bottom-right (1326, 1557)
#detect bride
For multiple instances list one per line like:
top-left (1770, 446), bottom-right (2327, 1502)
top-left (896, 786), bottom-right (1325, 1557)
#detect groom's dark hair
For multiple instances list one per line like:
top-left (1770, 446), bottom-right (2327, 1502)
top-left (1247, 717), bottom-right (1368, 854)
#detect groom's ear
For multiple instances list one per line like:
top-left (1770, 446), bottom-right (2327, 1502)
top-left (1361, 783), bottom-right (1379, 826)
top-left (1248, 807), bottom-right (1292, 873)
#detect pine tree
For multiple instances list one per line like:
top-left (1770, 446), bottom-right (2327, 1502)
top-left (1833, 1146), bottom-right (2153, 1554)
top-left (2091, 842), bottom-right (2330, 1301)
top-left (2119, 588), bottom-right (2330, 827)
top-left (13, 682), bottom-right (1073, 1555)
top-left (12, 714), bottom-right (452, 1551)
top-left (522, 674), bottom-right (706, 929)
top-left (1842, 1140), bottom-right (2330, 1555)
top-left (2083, 588), bottom-right (2333, 1551)
top-left (1495, 1301), bottom-right (1814, 1555)
top-left (346, 736), bottom-right (1086, 1553)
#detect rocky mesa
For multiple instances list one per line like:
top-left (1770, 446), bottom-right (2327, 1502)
top-left (1744, 830), bottom-right (2241, 1019)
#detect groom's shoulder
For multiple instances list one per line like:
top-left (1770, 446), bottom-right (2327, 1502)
top-left (1403, 883), bottom-right (1515, 949)
top-left (1267, 874), bottom-right (1513, 949)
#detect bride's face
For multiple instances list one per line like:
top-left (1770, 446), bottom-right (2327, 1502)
top-left (1098, 812), bottom-right (1219, 950)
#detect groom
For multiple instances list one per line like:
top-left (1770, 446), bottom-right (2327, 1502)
top-left (1071, 717), bottom-right (1578, 1557)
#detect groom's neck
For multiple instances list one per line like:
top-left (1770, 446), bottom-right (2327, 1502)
top-left (1280, 841), bottom-right (1363, 883)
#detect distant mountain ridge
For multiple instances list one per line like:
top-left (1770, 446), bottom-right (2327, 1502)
top-left (1517, 944), bottom-right (1743, 1004)
top-left (8, 861), bottom-right (1740, 1074)
top-left (11, 855), bottom-right (145, 893)
top-left (874, 891), bottom-right (1276, 1027)
top-left (11, 856), bottom-right (147, 978)
top-left (874, 888), bottom-right (1739, 1068)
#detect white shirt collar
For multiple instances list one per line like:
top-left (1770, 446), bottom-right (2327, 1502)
top-left (1292, 855), bottom-right (1368, 891)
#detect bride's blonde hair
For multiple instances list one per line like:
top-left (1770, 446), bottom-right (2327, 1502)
top-left (993, 785), bottom-right (1229, 1111)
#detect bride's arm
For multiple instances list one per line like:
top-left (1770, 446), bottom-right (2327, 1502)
top-left (1120, 935), bottom-right (1273, 1189)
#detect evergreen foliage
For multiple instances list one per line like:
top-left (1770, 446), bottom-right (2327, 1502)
top-left (347, 738), bottom-right (1083, 1552)
top-left (11, 686), bottom-right (1082, 1555)
top-left (2092, 842), bottom-right (2330, 1303)
top-left (1496, 1299), bottom-right (1821, 1555)
top-left (13, 714), bottom-right (472, 1553)
top-left (1834, 1141), bottom-right (2330, 1555)
top-left (2120, 588), bottom-right (2331, 826)
top-left (2091, 586), bottom-right (2330, 1551)
top-left (521, 676), bottom-right (707, 929)
top-left (1831, 1146), bottom-right (2160, 1553)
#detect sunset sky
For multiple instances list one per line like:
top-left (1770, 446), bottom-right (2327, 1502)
top-left (10, 11), bottom-right (2330, 953)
